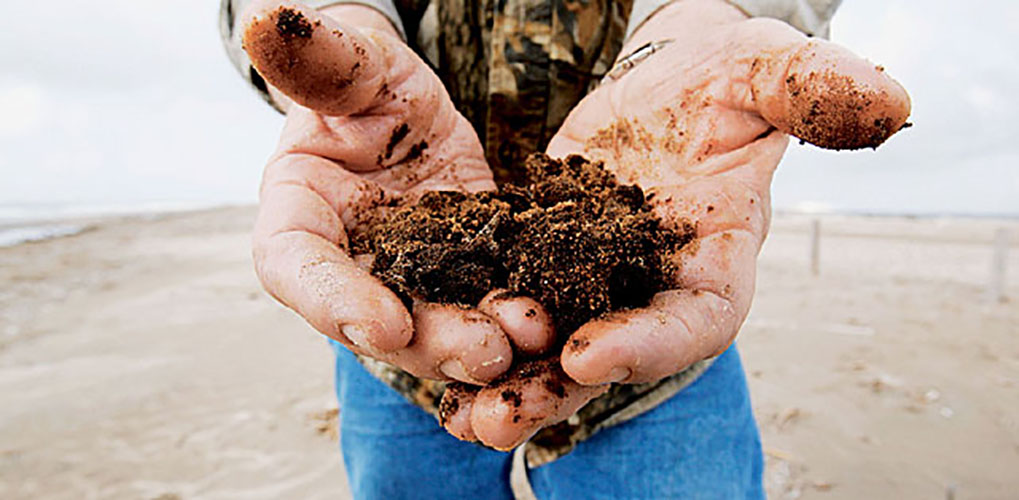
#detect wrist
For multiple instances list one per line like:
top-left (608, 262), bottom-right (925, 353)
top-left (319, 4), bottom-right (401, 39)
top-left (623, 0), bottom-right (746, 54)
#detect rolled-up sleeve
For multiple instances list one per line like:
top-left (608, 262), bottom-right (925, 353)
top-left (627, 0), bottom-right (842, 40)
top-left (218, 0), bottom-right (406, 111)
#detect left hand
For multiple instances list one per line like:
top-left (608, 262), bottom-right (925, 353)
top-left (242, 1), bottom-right (556, 385)
top-left (441, 0), bottom-right (911, 450)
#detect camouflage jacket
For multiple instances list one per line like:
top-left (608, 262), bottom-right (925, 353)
top-left (221, 0), bottom-right (839, 467)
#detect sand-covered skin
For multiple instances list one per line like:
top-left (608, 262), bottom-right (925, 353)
top-left (0, 207), bottom-right (1017, 499)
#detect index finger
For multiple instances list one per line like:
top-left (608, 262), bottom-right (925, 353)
top-left (253, 152), bottom-right (413, 352)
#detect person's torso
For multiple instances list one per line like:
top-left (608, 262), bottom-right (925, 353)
top-left (396, 0), bottom-right (633, 183)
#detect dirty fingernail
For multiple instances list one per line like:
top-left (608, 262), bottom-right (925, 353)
top-left (440, 359), bottom-right (482, 384)
top-left (607, 367), bottom-right (631, 383)
top-left (439, 391), bottom-right (478, 442)
top-left (341, 324), bottom-right (371, 348)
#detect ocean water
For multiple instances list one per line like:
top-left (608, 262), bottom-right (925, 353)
top-left (0, 224), bottom-right (89, 247)
top-left (0, 201), bottom-right (225, 248)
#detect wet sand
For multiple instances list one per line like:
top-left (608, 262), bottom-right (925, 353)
top-left (0, 207), bottom-right (1016, 499)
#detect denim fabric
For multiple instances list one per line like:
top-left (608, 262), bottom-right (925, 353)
top-left (330, 342), bottom-right (764, 499)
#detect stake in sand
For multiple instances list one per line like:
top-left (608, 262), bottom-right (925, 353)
top-left (989, 227), bottom-right (1010, 303)
top-left (810, 218), bottom-right (821, 276)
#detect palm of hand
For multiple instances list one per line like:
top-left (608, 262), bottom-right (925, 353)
top-left (547, 24), bottom-right (791, 385)
top-left (263, 21), bottom-right (494, 225)
top-left (549, 10), bottom-right (910, 385)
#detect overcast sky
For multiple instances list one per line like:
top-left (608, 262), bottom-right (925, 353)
top-left (0, 0), bottom-right (1016, 215)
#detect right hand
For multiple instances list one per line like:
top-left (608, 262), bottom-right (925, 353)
top-left (439, 0), bottom-right (912, 448)
top-left (242, 1), bottom-right (555, 384)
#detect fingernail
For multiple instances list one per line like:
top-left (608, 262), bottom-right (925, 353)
top-left (341, 324), bottom-right (371, 348)
top-left (607, 367), bottom-right (631, 383)
top-left (440, 359), bottom-right (482, 384)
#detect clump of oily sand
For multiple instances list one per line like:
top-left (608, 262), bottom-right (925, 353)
top-left (351, 153), bottom-right (695, 339)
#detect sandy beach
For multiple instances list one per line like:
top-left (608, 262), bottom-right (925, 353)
top-left (1, 207), bottom-right (1017, 499)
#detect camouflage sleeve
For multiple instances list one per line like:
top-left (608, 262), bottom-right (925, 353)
top-left (627, 0), bottom-right (842, 40)
top-left (218, 0), bottom-right (407, 112)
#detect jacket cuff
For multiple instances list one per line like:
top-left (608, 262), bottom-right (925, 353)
top-left (727, 0), bottom-right (840, 38)
top-left (626, 0), bottom-right (841, 41)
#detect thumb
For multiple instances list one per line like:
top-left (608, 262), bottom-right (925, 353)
top-left (739, 19), bottom-right (912, 150)
top-left (242, 0), bottom-right (387, 116)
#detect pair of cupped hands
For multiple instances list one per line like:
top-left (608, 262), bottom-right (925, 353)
top-left (242, 0), bottom-right (910, 450)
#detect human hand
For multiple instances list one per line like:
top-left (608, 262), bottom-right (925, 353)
top-left (243, 1), bottom-right (555, 383)
top-left (441, 0), bottom-right (911, 448)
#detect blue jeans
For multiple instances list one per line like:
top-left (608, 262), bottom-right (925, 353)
top-left (331, 343), bottom-right (764, 499)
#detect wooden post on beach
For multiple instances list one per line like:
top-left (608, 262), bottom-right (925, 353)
top-left (989, 227), bottom-right (1009, 302)
top-left (810, 219), bottom-right (821, 276)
